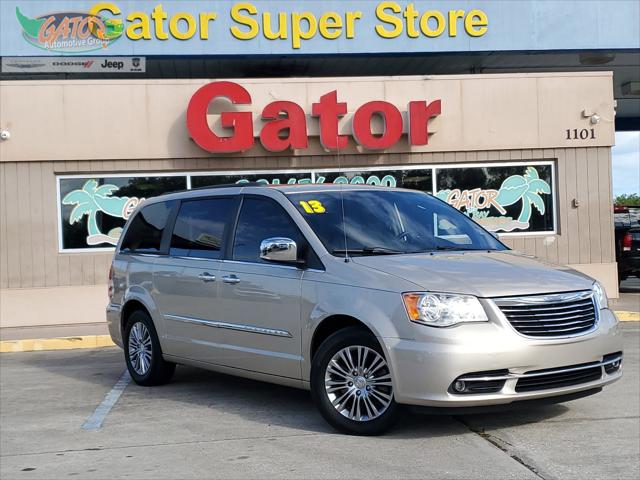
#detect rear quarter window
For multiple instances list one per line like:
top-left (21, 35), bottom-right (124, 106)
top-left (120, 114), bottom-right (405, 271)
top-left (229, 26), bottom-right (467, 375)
top-left (169, 197), bottom-right (236, 259)
top-left (120, 201), bottom-right (175, 253)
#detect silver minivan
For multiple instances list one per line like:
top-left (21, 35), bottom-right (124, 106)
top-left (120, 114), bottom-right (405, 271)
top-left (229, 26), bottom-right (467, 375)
top-left (107, 184), bottom-right (623, 435)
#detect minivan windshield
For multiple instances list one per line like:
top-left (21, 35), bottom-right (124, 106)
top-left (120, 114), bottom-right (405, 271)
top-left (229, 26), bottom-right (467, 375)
top-left (287, 189), bottom-right (506, 256)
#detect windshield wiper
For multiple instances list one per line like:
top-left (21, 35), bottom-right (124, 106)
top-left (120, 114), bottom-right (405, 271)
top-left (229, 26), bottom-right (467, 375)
top-left (422, 246), bottom-right (498, 252)
top-left (331, 247), bottom-right (404, 256)
top-left (417, 246), bottom-right (475, 252)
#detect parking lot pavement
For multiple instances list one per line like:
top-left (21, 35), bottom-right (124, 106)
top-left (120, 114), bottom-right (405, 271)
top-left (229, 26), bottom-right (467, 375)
top-left (1, 325), bottom-right (638, 480)
top-left (615, 278), bottom-right (640, 314)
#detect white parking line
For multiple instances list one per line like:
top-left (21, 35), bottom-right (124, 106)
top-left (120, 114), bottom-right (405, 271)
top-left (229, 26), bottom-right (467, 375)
top-left (82, 370), bottom-right (131, 430)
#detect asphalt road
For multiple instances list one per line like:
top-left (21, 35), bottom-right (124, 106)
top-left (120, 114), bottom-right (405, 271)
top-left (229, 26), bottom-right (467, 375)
top-left (1, 324), bottom-right (638, 480)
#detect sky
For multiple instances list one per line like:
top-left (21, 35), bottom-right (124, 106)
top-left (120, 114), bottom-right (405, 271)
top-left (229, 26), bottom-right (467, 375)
top-left (612, 131), bottom-right (640, 197)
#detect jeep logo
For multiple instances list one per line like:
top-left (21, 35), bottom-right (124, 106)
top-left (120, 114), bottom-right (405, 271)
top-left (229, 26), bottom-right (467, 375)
top-left (100, 59), bottom-right (124, 69)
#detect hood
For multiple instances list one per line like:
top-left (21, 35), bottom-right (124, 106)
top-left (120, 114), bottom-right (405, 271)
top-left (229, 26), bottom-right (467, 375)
top-left (352, 251), bottom-right (595, 298)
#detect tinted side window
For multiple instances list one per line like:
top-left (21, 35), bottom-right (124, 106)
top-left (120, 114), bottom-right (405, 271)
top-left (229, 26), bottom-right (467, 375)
top-left (121, 201), bottom-right (175, 253)
top-left (170, 197), bottom-right (236, 259)
top-left (233, 197), bottom-right (303, 263)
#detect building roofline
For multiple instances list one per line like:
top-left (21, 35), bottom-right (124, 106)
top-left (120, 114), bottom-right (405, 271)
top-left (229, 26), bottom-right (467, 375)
top-left (0, 71), bottom-right (614, 87)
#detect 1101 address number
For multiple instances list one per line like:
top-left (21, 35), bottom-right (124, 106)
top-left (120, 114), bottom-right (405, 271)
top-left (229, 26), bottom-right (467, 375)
top-left (566, 128), bottom-right (596, 140)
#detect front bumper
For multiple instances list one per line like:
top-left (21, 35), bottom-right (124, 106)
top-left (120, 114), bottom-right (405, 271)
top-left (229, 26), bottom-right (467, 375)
top-left (382, 308), bottom-right (623, 407)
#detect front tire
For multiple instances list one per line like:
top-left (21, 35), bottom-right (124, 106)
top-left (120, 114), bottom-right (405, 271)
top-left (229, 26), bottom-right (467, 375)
top-left (124, 310), bottom-right (175, 386)
top-left (310, 327), bottom-right (400, 435)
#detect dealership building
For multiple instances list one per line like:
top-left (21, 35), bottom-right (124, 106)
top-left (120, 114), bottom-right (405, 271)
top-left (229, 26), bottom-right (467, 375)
top-left (0, 1), bottom-right (639, 331)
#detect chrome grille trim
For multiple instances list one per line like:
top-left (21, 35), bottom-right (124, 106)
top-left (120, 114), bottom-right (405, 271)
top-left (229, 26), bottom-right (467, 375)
top-left (509, 315), bottom-right (596, 325)
top-left (494, 290), bottom-right (593, 305)
top-left (493, 290), bottom-right (598, 338)
top-left (505, 308), bottom-right (594, 318)
top-left (457, 353), bottom-right (622, 382)
top-left (500, 301), bottom-right (593, 313)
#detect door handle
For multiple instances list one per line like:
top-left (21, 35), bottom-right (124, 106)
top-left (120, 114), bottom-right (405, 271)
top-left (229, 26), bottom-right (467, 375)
top-left (198, 272), bottom-right (216, 283)
top-left (222, 275), bottom-right (240, 285)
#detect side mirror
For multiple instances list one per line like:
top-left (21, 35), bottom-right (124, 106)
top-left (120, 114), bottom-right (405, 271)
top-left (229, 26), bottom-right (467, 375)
top-left (260, 237), bottom-right (298, 264)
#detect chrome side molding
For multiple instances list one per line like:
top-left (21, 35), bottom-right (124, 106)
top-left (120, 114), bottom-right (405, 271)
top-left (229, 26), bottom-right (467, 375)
top-left (164, 314), bottom-right (292, 338)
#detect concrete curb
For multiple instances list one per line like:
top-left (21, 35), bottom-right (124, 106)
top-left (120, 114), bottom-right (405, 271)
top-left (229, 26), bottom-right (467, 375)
top-left (0, 335), bottom-right (115, 353)
top-left (1, 312), bottom-right (638, 353)
top-left (617, 311), bottom-right (640, 321)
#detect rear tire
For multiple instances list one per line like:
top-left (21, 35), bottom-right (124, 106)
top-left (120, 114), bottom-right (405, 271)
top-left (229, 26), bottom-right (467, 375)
top-left (124, 310), bottom-right (175, 386)
top-left (310, 327), bottom-right (400, 435)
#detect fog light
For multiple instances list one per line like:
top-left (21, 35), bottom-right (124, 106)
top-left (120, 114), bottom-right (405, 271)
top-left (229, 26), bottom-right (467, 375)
top-left (603, 352), bottom-right (623, 374)
top-left (605, 360), bottom-right (621, 374)
top-left (453, 380), bottom-right (466, 392)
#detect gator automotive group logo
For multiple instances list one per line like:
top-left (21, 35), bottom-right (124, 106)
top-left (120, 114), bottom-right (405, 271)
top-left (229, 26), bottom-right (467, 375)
top-left (15, 6), bottom-right (123, 53)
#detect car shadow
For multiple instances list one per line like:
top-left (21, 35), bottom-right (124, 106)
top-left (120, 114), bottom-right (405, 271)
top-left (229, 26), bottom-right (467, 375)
top-left (131, 363), bottom-right (570, 439)
top-left (20, 348), bottom-right (570, 439)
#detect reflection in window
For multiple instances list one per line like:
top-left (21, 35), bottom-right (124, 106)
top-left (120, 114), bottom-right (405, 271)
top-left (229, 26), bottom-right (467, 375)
top-left (233, 197), bottom-right (303, 263)
top-left (170, 198), bottom-right (235, 259)
top-left (121, 201), bottom-right (175, 253)
top-left (287, 190), bottom-right (504, 255)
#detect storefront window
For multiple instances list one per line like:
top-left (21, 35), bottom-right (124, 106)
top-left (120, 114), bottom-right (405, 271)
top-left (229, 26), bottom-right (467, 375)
top-left (434, 163), bottom-right (555, 233)
top-left (58, 176), bottom-right (186, 250)
top-left (57, 162), bottom-right (555, 251)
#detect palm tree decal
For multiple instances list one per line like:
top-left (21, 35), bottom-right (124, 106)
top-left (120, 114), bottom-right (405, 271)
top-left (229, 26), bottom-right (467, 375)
top-left (62, 180), bottom-right (134, 245)
top-left (495, 167), bottom-right (551, 226)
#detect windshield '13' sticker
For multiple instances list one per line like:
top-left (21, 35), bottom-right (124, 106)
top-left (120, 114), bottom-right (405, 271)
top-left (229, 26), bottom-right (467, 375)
top-left (299, 200), bottom-right (326, 214)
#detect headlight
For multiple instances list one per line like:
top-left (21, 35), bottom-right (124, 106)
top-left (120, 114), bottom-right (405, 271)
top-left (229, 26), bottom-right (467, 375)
top-left (593, 282), bottom-right (608, 310)
top-left (402, 292), bottom-right (488, 327)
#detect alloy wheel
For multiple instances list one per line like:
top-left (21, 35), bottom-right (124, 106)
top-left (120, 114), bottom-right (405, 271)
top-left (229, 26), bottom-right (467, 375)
top-left (128, 321), bottom-right (152, 375)
top-left (324, 346), bottom-right (393, 422)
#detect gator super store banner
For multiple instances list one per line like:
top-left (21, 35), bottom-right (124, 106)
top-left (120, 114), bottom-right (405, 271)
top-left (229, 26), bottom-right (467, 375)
top-left (1, 0), bottom-right (638, 56)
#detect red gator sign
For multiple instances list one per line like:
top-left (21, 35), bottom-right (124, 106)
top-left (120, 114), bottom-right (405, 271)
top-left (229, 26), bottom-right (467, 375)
top-left (186, 81), bottom-right (441, 153)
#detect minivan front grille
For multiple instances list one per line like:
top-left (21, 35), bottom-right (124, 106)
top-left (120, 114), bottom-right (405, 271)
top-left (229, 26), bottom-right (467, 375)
top-left (494, 291), bottom-right (597, 338)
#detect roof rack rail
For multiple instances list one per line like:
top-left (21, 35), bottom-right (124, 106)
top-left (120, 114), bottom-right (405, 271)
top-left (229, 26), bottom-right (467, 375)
top-left (189, 182), bottom-right (264, 191)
